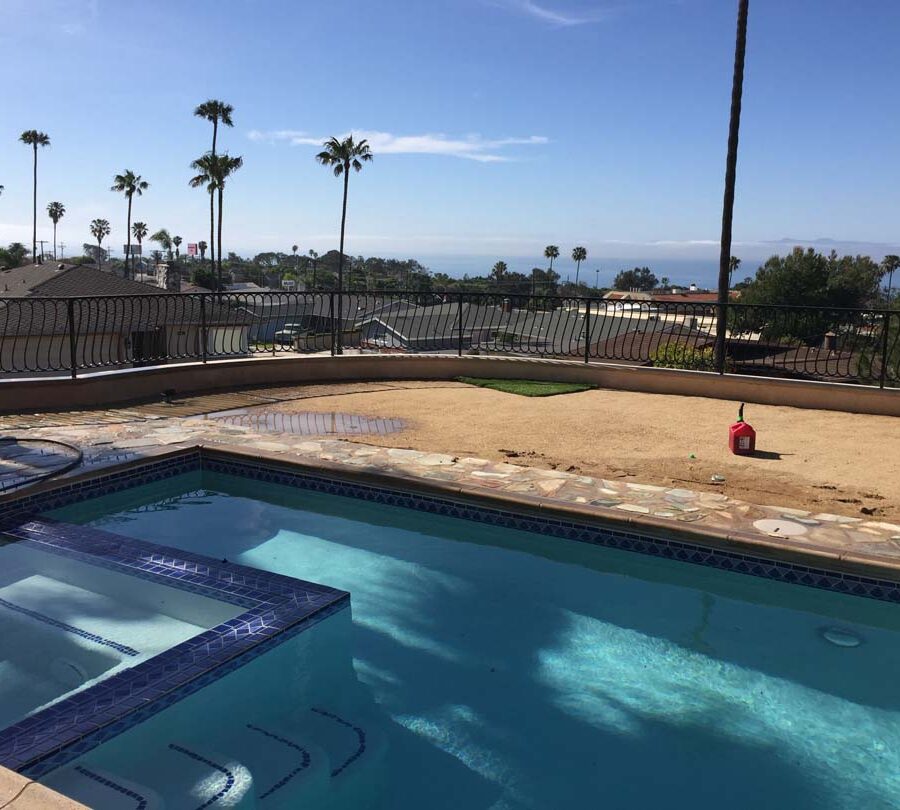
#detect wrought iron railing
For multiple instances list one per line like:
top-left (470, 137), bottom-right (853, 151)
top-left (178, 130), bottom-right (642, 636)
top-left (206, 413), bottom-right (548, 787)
top-left (0, 290), bottom-right (896, 387)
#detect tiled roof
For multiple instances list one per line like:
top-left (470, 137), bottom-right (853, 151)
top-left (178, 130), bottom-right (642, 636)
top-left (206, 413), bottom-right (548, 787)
top-left (0, 264), bottom-right (165, 298)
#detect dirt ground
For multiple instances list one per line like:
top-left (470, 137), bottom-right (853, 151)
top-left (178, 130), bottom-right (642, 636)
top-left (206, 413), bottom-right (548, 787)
top-left (264, 382), bottom-right (900, 520)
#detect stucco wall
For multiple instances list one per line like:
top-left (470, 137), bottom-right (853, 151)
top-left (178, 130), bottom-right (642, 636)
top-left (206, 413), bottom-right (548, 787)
top-left (0, 354), bottom-right (896, 416)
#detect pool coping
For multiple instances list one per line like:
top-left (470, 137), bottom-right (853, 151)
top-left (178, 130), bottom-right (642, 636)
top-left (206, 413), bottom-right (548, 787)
top-left (0, 458), bottom-right (349, 778)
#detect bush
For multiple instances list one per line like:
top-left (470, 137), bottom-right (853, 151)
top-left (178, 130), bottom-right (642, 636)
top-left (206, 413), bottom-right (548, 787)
top-left (651, 343), bottom-right (717, 371)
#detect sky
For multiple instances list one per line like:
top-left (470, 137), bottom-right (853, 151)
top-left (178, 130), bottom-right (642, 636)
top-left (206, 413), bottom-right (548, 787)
top-left (2, 0), bottom-right (900, 285)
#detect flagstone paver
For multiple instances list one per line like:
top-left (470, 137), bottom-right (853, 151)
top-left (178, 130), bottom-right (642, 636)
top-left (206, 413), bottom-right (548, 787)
top-left (1, 406), bottom-right (899, 572)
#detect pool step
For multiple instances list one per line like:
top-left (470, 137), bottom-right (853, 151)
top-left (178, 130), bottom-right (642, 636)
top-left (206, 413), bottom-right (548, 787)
top-left (41, 707), bottom-right (387, 809)
top-left (303, 706), bottom-right (388, 808)
top-left (213, 722), bottom-right (331, 810)
top-left (42, 765), bottom-right (165, 810)
top-left (150, 741), bottom-right (255, 809)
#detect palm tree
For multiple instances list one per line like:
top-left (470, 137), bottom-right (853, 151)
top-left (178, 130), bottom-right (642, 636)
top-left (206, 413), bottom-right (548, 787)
top-left (151, 228), bottom-right (173, 261)
top-left (194, 100), bottom-right (234, 278)
top-left (132, 221), bottom-right (148, 270)
top-left (728, 255), bottom-right (741, 287)
top-left (20, 130), bottom-right (50, 264)
top-left (544, 245), bottom-right (559, 272)
top-left (173, 235), bottom-right (182, 259)
top-left (47, 201), bottom-right (65, 260)
top-left (572, 246), bottom-right (587, 286)
top-left (491, 261), bottom-right (508, 286)
top-left (715, 0), bottom-right (750, 373)
top-left (190, 152), bottom-right (242, 288)
top-left (198, 240), bottom-right (208, 263)
top-left (111, 171), bottom-right (149, 278)
top-left (90, 218), bottom-right (111, 269)
top-left (308, 249), bottom-right (319, 287)
top-left (881, 255), bottom-right (900, 304)
top-left (315, 135), bottom-right (373, 354)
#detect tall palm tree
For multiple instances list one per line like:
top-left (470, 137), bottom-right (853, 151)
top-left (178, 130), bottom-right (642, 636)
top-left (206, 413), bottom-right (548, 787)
top-left (572, 246), bottom-right (587, 286)
top-left (90, 218), bottom-right (111, 269)
top-left (881, 255), bottom-right (900, 304)
top-left (132, 221), bottom-right (148, 270)
top-left (111, 171), bottom-right (149, 278)
top-left (151, 228), bottom-right (173, 261)
top-left (715, 0), bottom-right (750, 373)
top-left (194, 100), bottom-right (234, 278)
top-left (19, 130), bottom-right (50, 264)
top-left (491, 261), bottom-right (508, 286)
top-left (173, 235), bottom-right (182, 259)
top-left (315, 135), bottom-right (373, 354)
top-left (47, 201), bottom-right (65, 260)
top-left (190, 152), bottom-right (242, 288)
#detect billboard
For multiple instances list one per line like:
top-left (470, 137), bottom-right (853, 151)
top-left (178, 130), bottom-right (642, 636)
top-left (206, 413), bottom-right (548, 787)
top-left (123, 244), bottom-right (142, 255)
top-left (187, 243), bottom-right (198, 256)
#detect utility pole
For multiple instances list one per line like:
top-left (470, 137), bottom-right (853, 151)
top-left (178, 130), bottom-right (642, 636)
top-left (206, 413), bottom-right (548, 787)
top-left (37, 240), bottom-right (49, 262)
top-left (59, 242), bottom-right (65, 259)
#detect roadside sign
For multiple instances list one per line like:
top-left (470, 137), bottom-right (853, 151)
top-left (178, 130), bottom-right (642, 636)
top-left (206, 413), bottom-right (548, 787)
top-left (124, 244), bottom-right (142, 255)
top-left (187, 243), bottom-right (198, 256)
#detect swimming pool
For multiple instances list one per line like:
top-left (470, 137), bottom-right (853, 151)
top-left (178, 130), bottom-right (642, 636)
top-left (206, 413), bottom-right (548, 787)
top-left (36, 456), bottom-right (900, 810)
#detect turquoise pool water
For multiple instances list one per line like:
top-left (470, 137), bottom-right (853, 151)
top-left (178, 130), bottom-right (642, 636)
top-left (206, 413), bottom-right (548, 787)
top-left (51, 472), bottom-right (900, 809)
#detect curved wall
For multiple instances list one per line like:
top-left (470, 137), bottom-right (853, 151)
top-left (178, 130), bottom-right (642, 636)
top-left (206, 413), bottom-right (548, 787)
top-left (0, 354), bottom-right (897, 416)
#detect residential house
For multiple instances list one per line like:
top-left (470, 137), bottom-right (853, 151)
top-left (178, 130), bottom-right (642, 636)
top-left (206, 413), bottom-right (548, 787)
top-left (0, 263), bottom-right (253, 375)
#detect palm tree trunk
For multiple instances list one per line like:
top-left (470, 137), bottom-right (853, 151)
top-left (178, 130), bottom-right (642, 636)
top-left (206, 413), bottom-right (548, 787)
top-left (32, 145), bottom-right (38, 264)
top-left (98, 240), bottom-right (103, 270)
top-left (715, 0), bottom-right (750, 373)
top-left (217, 184), bottom-right (224, 290)
top-left (208, 190), bottom-right (215, 274)
top-left (125, 195), bottom-right (133, 278)
top-left (336, 168), bottom-right (349, 355)
top-left (575, 260), bottom-right (581, 286)
top-left (210, 119), bottom-right (218, 280)
top-left (53, 221), bottom-right (57, 261)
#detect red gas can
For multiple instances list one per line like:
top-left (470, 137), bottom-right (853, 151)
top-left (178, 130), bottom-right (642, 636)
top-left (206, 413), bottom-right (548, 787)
top-left (729, 403), bottom-right (756, 455)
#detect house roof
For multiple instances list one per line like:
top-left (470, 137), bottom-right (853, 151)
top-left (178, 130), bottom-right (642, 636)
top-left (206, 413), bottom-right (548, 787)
top-left (0, 266), bottom-right (254, 336)
top-left (0, 263), bottom-right (165, 298)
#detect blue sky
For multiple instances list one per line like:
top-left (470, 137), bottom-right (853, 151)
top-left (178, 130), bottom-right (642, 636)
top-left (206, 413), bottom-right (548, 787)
top-left (2, 0), bottom-right (899, 282)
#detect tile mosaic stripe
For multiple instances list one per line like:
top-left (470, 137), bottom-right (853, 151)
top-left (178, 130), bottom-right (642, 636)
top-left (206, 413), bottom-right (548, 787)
top-left (0, 596), bottom-right (139, 656)
top-left (73, 766), bottom-right (148, 810)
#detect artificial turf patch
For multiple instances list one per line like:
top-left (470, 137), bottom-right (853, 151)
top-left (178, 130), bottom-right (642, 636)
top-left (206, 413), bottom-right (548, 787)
top-left (455, 377), bottom-right (594, 397)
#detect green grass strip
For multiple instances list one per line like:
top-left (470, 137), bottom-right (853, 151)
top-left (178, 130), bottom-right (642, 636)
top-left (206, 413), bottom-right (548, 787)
top-left (455, 377), bottom-right (594, 397)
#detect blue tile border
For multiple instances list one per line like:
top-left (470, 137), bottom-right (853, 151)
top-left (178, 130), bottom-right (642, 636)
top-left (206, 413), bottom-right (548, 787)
top-left (200, 454), bottom-right (900, 606)
top-left (0, 464), bottom-right (348, 778)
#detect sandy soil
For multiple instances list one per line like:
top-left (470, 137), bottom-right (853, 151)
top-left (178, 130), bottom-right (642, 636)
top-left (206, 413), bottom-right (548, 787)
top-left (263, 383), bottom-right (900, 520)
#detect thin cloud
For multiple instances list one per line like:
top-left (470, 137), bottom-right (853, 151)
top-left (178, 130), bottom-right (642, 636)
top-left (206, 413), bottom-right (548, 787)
top-left (493, 0), bottom-right (616, 26)
top-left (247, 130), bottom-right (548, 163)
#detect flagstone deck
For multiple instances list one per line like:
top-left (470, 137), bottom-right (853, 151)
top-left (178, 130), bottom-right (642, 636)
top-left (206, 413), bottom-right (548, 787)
top-left (1, 390), bottom-right (899, 579)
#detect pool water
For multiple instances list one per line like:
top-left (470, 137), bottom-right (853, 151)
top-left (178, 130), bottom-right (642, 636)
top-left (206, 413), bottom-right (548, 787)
top-left (50, 472), bottom-right (900, 809)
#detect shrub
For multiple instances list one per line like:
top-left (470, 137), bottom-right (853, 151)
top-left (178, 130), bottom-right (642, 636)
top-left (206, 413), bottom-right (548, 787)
top-left (651, 343), bottom-right (717, 371)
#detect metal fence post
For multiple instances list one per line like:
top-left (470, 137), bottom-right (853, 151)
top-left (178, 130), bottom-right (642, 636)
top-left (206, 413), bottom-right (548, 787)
top-left (880, 310), bottom-right (891, 389)
top-left (583, 298), bottom-right (591, 363)
top-left (329, 292), bottom-right (336, 357)
top-left (199, 294), bottom-right (208, 363)
top-left (66, 298), bottom-right (78, 379)
top-left (457, 293), bottom-right (463, 356)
